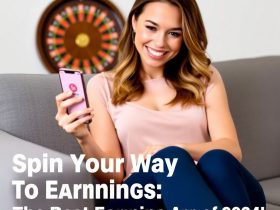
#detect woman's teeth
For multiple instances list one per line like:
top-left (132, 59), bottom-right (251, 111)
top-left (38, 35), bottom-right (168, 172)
top-left (147, 47), bottom-right (166, 57)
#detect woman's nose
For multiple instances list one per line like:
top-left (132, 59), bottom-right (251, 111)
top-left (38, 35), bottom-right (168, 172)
top-left (154, 33), bottom-right (166, 48)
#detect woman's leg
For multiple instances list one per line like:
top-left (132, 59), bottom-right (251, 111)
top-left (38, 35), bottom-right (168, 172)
top-left (106, 146), bottom-right (222, 210)
top-left (197, 149), bottom-right (266, 208)
top-left (105, 168), bottom-right (164, 209)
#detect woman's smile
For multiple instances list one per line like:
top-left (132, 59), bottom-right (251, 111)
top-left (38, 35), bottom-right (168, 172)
top-left (145, 46), bottom-right (168, 59)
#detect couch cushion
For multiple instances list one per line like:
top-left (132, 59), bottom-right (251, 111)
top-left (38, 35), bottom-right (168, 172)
top-left (0, 130), bottom-right (95, 209)
top-left (215, 56), bottom-right (280, 180)
top-left (260, 177), bottom-right (280, 206)
top-left (266, 203), bottom-right (280, 210)
top-left (0, 74), bottom-right (92, 155)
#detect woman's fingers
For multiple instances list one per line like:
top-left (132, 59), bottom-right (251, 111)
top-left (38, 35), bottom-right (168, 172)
top-left (58, 108), bottom-right (93, 128)
top-left (55, 91), bottom-right (73, 107)
top-left (59, 96), bottom-right (84, 109)
top-left (143, 145), bottom-right (164, 159)
top-left (55, 91), bottom-right (73, 120)
top-left (55, 92), bottom-right (84, 121)
top-left (55, 92), bottom-right (94, 138)
top-left (63, 114), bottom-right (93, 134)
top-left (143, 147), bottom-right (154, 159)
top-left (60, 108), bottom-right (93, 126)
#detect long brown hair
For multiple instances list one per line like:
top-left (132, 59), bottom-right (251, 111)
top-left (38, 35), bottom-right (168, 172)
top-left (112, 0), bottom-right (211, 106)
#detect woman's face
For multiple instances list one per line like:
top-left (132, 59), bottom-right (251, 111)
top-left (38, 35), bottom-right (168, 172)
top-left (132, 1), bottom-right (183, 73)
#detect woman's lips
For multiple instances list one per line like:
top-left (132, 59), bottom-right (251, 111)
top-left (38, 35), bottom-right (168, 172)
top-left (146, 46), bottom-right (168, 59)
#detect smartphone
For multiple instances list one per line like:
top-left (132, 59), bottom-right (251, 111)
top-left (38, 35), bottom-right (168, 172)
top-left (58, 68), bottom-right (91, 123)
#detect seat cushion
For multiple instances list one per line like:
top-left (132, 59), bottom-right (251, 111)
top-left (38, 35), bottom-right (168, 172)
top-left (266, 203), bottom-right (280, 210)
top-left (0, 130), bottom-right (95, 209)
top-left (260, 177), bottom-right (280, 206)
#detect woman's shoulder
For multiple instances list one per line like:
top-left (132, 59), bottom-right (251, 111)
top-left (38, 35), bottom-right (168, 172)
top-left (206, 64), bottom-right (223, 94)
top-left (209, 64), bottom-right (220, 77)
top-left (87, 71), bottom-right (115, 101)
top-left (87, 71), bottom-right (115, 88)
top-left (104, 71), bottom-right (115, 83)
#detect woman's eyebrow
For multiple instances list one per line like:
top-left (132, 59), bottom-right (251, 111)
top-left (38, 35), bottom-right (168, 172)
top-left (145, 20), bottom-right (182, 31)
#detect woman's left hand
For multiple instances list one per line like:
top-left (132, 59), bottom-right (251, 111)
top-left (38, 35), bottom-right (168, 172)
top-left (143, 145), bottom-right (166, 159)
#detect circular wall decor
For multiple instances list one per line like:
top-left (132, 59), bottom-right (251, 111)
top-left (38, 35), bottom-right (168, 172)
top-left (37, 0), bottom-right (125, 73)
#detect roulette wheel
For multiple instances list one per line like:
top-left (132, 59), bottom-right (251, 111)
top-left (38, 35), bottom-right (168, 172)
top-left (37, 0), bottom-right (125, 73)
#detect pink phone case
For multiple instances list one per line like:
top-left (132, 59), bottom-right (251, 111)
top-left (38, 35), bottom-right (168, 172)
top-left (59, 68), bottom-right (91, 123)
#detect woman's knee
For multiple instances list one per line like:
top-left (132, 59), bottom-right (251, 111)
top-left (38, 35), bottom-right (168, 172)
top-left (153, 146), bottom-right (192, 160)
top-left (198, 149), bottom-right (238, 173)
top-left (152, 146), bottom-right (196, 170)
top-left (199, 149), bottom-right (236, 163)
top-left (152, 146), bottom-right (197, 178)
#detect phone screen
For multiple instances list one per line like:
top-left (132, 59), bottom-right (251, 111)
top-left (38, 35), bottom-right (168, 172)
top-left (59, 68), bottom-right (90, 121)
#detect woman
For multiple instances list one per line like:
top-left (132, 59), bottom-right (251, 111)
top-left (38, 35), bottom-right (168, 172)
top-left (55, 0), bottom-right (266, 209)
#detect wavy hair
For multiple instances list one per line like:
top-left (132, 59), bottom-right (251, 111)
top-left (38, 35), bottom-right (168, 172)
top-left (112, 0), bottom-right (211, 106)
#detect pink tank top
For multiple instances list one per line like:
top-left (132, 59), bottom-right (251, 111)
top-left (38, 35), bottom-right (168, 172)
top-left (90, 67), bottom-right (221, 178)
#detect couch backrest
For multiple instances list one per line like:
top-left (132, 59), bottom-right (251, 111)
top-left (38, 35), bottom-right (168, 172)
top-left (0, 56), bottom-right (279, 180)
top-left (215, 56), bottom-right (280, 180)
top-left (0, 74), bottom-right (92, 155)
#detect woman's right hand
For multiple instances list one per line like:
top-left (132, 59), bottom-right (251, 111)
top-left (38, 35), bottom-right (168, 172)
top-left (55, 91), bottom-right (94, 139)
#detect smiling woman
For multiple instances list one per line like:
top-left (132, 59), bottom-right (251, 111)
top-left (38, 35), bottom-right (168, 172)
top-left (131, 2), bottom-right (183, 78)
top-left (55, 0), bottom-right (266, 209)
top-left (112, 0), bottom-right (211, 108)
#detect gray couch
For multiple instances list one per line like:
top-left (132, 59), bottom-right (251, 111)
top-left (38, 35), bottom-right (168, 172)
top-left (0, 56), bottom-right (279, 209)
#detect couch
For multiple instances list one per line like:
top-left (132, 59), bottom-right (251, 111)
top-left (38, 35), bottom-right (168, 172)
top-left (0, 56), bottom-right (279, 209)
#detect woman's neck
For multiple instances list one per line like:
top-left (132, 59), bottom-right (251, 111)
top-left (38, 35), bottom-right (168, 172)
top-left (140, 67), bottom-right (164, 81)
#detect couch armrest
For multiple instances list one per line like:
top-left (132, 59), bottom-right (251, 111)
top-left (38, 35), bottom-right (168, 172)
top-left (0, 130), bottom-right (95, 209)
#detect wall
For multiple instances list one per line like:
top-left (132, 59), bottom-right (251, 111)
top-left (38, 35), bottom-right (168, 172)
top-left (198, 0), bottom-right (280, 61)
top-left (0, 0), bottom-right (279, 74)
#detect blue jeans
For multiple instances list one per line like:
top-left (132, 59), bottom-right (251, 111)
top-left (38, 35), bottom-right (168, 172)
top-left (106, 146), bottom-right (266, 210)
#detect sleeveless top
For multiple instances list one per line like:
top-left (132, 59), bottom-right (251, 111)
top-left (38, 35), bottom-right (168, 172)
top-left (90, 67), bottom-right (221, 179)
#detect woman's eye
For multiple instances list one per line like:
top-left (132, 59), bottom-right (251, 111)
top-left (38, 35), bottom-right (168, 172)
top-left (146, 25), bottom-right (156, 31)
top-left (169, 32), bottom-right (181, 38)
